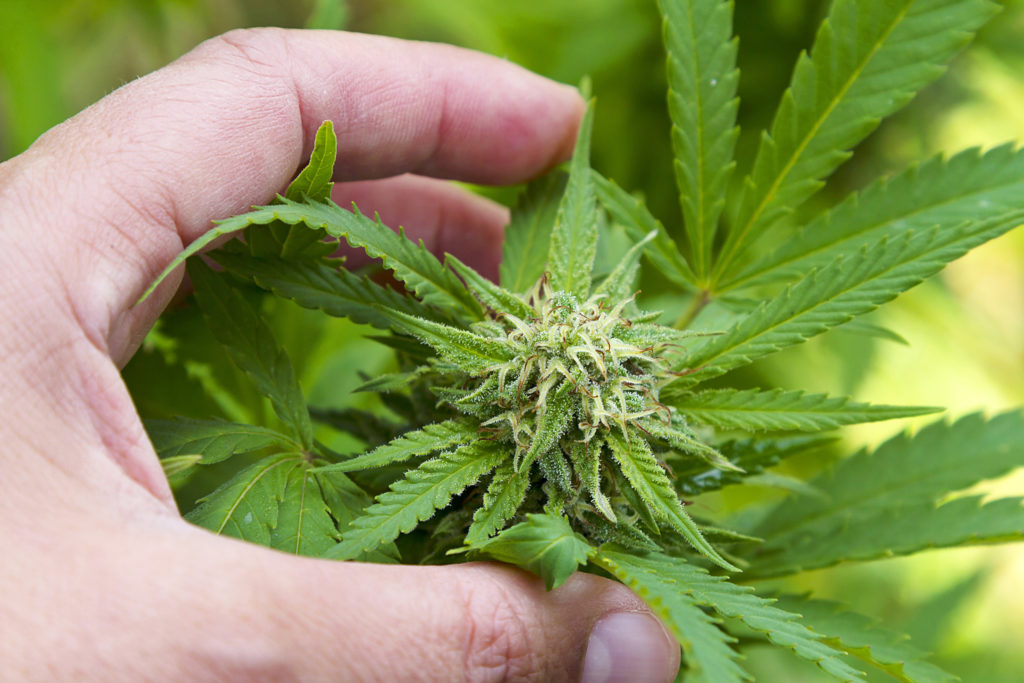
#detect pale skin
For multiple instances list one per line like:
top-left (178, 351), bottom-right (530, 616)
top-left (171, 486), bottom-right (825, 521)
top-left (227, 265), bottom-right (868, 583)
top-left (0, 29), bottom-right (680, 681)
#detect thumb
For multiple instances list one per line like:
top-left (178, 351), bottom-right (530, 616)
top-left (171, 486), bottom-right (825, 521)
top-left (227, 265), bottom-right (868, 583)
top-left (218, 546), bottom-right (681, 682)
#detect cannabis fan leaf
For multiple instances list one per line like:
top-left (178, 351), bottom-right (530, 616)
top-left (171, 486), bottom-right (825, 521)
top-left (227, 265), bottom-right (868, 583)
top-left (141, 0), bottom-right (1024, 680)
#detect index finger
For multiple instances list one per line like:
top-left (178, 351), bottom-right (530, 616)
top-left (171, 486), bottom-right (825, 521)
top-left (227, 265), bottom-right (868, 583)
top-left (11, 29), bottom-right (583, 361)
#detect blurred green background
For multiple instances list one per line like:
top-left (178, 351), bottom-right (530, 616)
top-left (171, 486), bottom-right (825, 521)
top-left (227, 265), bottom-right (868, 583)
top-left (3, 0), bottom-right (1023, 679)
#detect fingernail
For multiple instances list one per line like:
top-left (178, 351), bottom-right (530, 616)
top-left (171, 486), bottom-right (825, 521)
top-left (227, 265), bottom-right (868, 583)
top-left (581, 611), bottom-right (679, 683)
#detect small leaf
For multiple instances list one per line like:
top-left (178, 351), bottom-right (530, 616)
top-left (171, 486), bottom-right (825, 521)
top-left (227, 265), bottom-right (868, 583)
top-left (659, 0), bottom-right (739, 280)
top-left (285, 120), bottom-right (336, 203)
top-left (147, 199), bottom-right (483, 319)
top-left (500, 172), bottom-right (567, 294)
top-left (548, 97), bottom-right (598, 297)
top-left (471, 513), bottom-right (595, 590)
top-left (329, 440), bottom-right (509, 559)
top-left (146, 418), bottom-right (299, 464)
top-left (188, 260), bottom-right (313, 448)
top-left (270, 466), bottom-right (340, 557)
top-left (517, 382), bottom-right (575, 474)
top-left (186, 454), bottom-right (301, 544)
top-left (465, 460), bottom-right (531, 545)
top-left (446, 253), bottom-right (535, 320)
top-left (662, 388), bottom-right (940, 432)
top-left (315, 418), bottom-right (479, 474)
top-left (373, 307), bottom-right (515, 374)
top-left (214, 250), bottom-right (452, 331)
top-left (605, 428), bottom-right (736, 571)
top-left (639, 415), bottom-right (737, 471)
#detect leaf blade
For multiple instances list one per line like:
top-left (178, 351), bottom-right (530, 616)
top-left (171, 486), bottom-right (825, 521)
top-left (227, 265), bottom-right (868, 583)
top-left (146, 418), bottom-right (299, 464)
top-left (471, 513), bottom-right (595, 590)
top-left (548, 98), bottom-right (598, 297)
top-left (716, 0), bottom-right (997, 279)
top-left (659, 0), bottom-right (739, 279)
top-left (749, 411), bottom-right (1024, 576)
top-left (678, 211), bottom-right (1024, 383)
top-left (315, 418), bottom-right (479, 474)
top-left (329, 440), bottom-right (508, 559)
top-left (605, 429), bottom-right (736, 571)
top-left (771, 594), bottom-right (957, 683)
top-left (662, 388), bottom-right (940, 432)
top-left (500, 173), bottom-right (567, 293)
top-left (596, 548), bottom-right (862, 681)
top-left (188, 260), bottom-right (313, 447)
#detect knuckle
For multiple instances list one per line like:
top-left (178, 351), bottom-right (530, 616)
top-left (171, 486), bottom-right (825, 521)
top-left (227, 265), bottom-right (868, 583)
top-left (459, 576), bottom-right (543, 682)
top-left (205, 27), bottom-right (289, 77)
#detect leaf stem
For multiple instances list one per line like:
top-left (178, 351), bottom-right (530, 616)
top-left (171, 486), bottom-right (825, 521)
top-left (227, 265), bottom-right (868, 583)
top-left (674, 290), bottom-right (711, 330)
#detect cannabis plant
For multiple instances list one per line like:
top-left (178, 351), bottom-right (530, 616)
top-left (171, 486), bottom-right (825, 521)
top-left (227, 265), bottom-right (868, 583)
top-left (143, 0), bottom-right (1024, 679)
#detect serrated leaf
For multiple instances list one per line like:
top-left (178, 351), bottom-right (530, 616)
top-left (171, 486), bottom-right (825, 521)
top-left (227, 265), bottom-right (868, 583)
top-left (548, 98), bottom-right (598, 297)
top-left (316, 468), bottom-right (400, 564)
top-left (728, 144), bottom-right (1024, 291)
top-left (518, 382), bottom-right (574, 472)
top-left (677, 210), bottom-right (1024, 384)
top-left (749, 411), bottom-right (1024, 575)
top-left (716, 0), bottom-right (997, 280)
top-left (315, 468), bottom-right (373, 530)
top-left (329, 440), bottom-right (508, 559)
top-left (465, 460), bottom-right (531, 545)
top-left (569, 439), bottom-right (616, 522)
top-left (146, 418), bottom-right (299, 464)
top-left (351, 366), bottom-right (434, 394)
top-left (500, 172), bottom-right (567, 293)
top-left (446, 253), bottom-right (535, 320)
top-left (143, 199), bottom-right (483, 319)
top-left (659, 0), bottom-right (739, 280)
top-left (270, 466), bottom-right (339, 557)
top-left (605, 428), bottom-right (736, 570)
top-left (285, 120), bottom-right (336, 204)
top-left (471, 513), bottom-right (595, 590)
top-left (772, 594), bottom-right (957, 683)
top-left (663, 388), bottom-right (939, 432)
top-left (596, 548), bottom-right (862, 681)
top-left (610, 461), bottom-right (662, 534)
top-left (315, 418), bottom-right (479, 474)
top-left (639, 416), bottom-right (737, 471)
top-left (186, 454), bottom-right (301, 544)
top-left (593, 171), bottom-right (697, 291)
top-left (373, 307), bottom-right (514, 374)
top-left (213, 250), bottom-right (451, 331)
top-left (187, 260), bottom-right (313, 447)
top-left (672, 436), bottom-right (834, 497)
top-left (756, 494), bottom-right (1024, 579)
top-left (593, 547), bottom-right (747, 682)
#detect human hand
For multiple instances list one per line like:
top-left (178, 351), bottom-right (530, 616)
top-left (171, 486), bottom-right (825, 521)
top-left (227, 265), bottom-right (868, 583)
top-left (0, 29), bottom-right (680, 681)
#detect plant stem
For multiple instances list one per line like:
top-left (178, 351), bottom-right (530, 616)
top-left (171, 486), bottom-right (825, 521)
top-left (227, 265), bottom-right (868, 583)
top-left (674, 290), bottom-right (711, 330)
